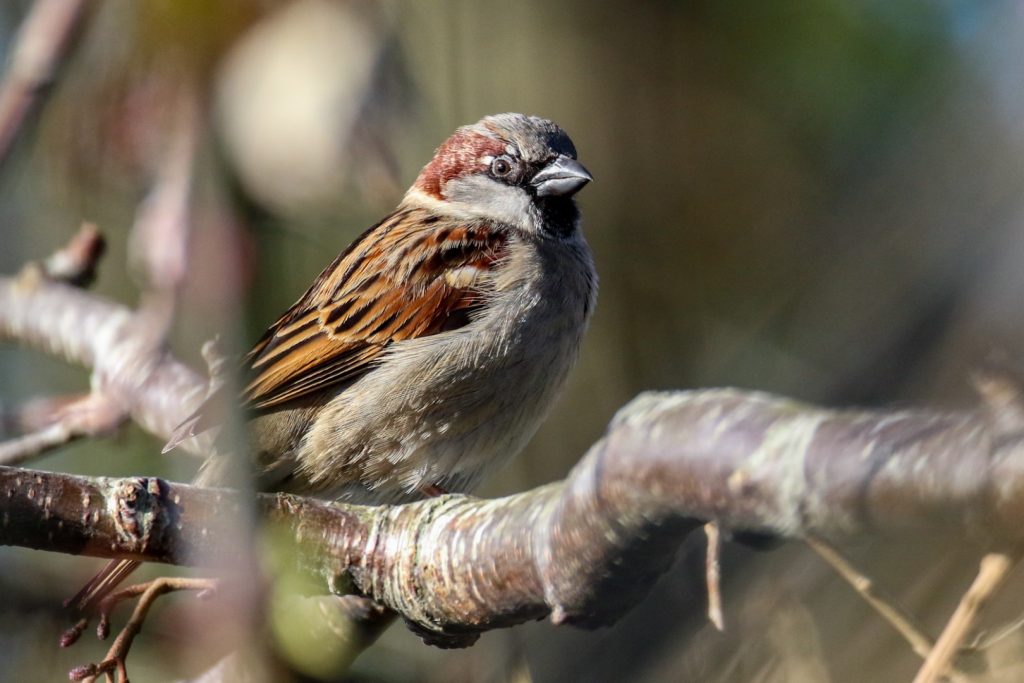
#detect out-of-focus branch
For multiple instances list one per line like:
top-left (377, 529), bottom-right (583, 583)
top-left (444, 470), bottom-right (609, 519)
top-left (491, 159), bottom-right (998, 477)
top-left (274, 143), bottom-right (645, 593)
top-left (0, 392), bottom-right (122, 465)
top-left (42, 222), bottom-right (105, 286)
top-left (128, 87), bottom-right (198, 327)
top-left (0, 0), bottom-right (93, 170)
top-left (0, 268), bottom-right (210, 453)
top-left (913, 551), bottom-right (1022, 683)
top-left (0, 97), bottom-right (206, 456)
top-left (0, 225), bottom-right (119, 463)
top-left (1, 378), bottom-right (1024, 641)
top-left (803, 535), bottom-right (980, 681)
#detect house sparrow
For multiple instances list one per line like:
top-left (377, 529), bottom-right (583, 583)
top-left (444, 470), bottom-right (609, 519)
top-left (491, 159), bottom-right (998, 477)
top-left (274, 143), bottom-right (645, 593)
top-left (71, 112), bottom-right (597, 609)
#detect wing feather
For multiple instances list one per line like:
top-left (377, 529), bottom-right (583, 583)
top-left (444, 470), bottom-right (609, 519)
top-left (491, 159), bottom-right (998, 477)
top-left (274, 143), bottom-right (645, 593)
top-left (238, 209), bottom-right (506, 413)
top-left (166, 208), bottom-right (507, 448)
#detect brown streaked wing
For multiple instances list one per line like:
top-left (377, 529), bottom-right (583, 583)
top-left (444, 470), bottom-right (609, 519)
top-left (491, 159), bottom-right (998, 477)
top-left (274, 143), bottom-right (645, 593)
top-left (241, 210), bottom-right (506, 412)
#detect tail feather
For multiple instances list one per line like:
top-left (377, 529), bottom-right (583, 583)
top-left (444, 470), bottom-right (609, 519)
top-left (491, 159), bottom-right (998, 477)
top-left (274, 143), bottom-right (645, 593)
top-left (66, 559), bottom-right (141, 613)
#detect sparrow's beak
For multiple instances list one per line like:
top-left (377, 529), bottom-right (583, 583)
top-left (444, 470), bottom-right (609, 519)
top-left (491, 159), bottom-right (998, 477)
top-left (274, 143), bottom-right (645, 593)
top-left (531, 155), bottom-right (593, 197)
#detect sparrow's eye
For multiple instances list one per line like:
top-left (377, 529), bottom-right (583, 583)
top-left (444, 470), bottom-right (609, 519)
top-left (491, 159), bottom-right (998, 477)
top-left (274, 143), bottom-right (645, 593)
top-left (489, 155), bottom-right (514, 179)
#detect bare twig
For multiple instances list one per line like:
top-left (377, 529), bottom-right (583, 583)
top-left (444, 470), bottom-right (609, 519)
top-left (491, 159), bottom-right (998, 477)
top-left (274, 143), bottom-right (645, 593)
top-left (0, 417), bottom-right (86, 464)
top-left (967, 611), bottom-right (1024, 652)
top-left (60, 617), bottom-right (89, 648)
top-left (128, 87), bottom-right (197, 324)
top-left (807, 536), bottom-right (936, 660)
top-left (0, 0), bottom-right (92, 169)
top-left (66, 577), bottom-right (218, 683)
top-left (0, 86), bottom-right (202, 465)
top-left (0, 392), bottom-right (123, 465)
top-left (807, 536), bottom-right (974, 682)
top-left (0, 402), bottom-right (1023, 653)
top-left (705, 521), bottom-right (724, 631)
top-left (913, 551), bottom-right (1022, 683)
top-left (1, 393), bottom-right (85, 434)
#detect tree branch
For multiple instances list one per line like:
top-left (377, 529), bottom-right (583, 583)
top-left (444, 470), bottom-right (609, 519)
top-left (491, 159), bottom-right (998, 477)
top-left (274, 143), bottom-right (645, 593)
top-left (0, 0), bottom-right (92, 170)
top-left (0, 271), bottom-right (210, 454)
top-left (0, 391), bottom-right (122, 465)
top-left (913, 551), bottom-right (1022, 683)
top-left (1, 378), bottom-right (1023, 641)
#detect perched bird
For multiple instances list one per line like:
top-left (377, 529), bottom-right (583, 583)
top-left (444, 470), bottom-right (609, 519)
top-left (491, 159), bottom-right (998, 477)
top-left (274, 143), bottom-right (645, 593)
top-left (71, 112), bottom-right (597, 609)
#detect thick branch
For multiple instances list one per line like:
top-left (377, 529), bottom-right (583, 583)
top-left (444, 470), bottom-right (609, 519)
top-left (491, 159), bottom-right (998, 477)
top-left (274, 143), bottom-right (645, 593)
top-left (1, 385), bottom-right (1022, 639)
top-left (595, 390), bottom-right (1024, 547)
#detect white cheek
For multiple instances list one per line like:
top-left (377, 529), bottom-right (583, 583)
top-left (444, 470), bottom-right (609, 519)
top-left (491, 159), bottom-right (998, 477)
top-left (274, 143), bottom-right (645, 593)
top-left (443, 175), bottom-right (537, 232)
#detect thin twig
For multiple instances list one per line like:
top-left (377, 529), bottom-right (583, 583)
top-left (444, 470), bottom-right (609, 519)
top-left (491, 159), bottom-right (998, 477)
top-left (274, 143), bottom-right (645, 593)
top-left (0, 0), bottom-right (92, 170)
top-left (1, 392), bottom-right (85, 434)
top-left (967, 610), bottom-right (1024, 652)
top-left (809, 538), bottom-right (977, 680)
top-left (0, 392), bottom-right (122, 465)
top-left (128, 86), bottom-right (197, 300)
top-left (807, 536), bottom-right (937, 660)
top-left (913, 551), bottom-right (1021, 683)
top-left (705, 521), bottom-right (724, 631)
top-left (68, 577), bottom-right (218, 683)
top-left (0, 419), bottom-right (81, 465)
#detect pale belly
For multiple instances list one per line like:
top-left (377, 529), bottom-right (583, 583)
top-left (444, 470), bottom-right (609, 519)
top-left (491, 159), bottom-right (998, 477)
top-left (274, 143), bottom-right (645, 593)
top-left (292, 305), bottom-right (586, 501)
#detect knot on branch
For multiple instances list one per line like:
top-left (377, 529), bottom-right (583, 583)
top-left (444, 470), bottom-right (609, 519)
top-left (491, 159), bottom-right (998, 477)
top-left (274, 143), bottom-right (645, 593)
top-left (108, 477), bottom-right (175, 554)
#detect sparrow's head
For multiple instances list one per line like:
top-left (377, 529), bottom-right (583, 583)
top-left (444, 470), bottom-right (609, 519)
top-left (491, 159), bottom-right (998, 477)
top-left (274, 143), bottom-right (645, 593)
top-left (410, 113), bottom-right (592, 238)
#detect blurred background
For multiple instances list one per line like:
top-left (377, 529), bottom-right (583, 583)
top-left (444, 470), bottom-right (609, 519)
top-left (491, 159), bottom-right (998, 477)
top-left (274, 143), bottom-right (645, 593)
top-left (1, 0), bottom-right (1024, 681)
